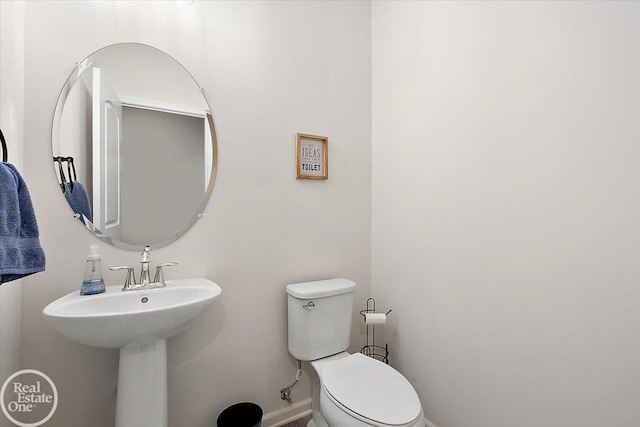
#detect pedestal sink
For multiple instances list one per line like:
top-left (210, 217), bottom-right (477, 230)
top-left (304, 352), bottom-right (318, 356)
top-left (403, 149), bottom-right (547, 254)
top-left (43, 278), bottom-right (221, 427)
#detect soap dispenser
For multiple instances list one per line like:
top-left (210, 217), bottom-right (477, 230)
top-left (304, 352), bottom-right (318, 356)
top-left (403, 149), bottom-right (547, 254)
top-left (81, 245), bottom-right (106, 295)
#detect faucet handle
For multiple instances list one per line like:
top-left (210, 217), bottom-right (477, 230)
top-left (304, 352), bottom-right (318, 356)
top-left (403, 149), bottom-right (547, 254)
top-left (109, 265), bottom-right (136, 291)
top-left (153, 262), bottom-right (178, 285)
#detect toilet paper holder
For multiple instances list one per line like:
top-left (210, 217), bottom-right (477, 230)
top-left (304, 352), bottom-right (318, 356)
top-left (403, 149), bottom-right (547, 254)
top-left (360, 298), bottom-right (391, 364)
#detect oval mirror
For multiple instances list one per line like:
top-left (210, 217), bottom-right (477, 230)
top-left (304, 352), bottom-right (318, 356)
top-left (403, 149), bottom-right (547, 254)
top-left (52, 43), bottom-right (217, 250)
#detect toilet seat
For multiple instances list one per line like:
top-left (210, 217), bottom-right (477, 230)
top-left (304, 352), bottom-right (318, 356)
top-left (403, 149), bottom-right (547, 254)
top-left (320, 353), bottom-right (422, 426)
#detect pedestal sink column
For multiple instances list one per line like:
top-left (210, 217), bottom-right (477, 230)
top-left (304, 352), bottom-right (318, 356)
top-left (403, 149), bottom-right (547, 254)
top-left (42, 279), bottom-right (221, 427)
top-left (115, 340), bottom-right (168, 427)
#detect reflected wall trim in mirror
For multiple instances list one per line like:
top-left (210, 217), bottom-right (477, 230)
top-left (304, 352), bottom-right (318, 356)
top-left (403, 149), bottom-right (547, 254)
top-left (51, 43), bottom-right (217, 250)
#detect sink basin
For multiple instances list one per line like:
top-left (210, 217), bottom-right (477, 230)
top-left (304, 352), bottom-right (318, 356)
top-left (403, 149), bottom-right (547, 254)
top-left (43, 278), bottom-right (221, 348)
top-left (42, 277), bottom-right (221, 427)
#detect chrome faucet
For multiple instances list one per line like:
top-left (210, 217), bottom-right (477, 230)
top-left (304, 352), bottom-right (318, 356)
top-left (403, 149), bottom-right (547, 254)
top-left (110, 246), bottom-right (178, 291)
top-left (139, 246), bottom-right (152, 285)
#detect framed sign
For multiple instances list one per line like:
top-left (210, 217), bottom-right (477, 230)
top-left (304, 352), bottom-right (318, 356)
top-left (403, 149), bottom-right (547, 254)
top-left (296, 133), bottom-right (328, 180)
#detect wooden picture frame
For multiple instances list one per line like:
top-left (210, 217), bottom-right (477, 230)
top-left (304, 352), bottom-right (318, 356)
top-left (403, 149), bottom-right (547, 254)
top-left (296, 133), bottom-right (328, 180)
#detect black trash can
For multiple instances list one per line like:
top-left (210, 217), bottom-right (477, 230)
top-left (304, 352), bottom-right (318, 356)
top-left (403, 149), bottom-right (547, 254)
top-left (217, 402), bottom-right (263, 427)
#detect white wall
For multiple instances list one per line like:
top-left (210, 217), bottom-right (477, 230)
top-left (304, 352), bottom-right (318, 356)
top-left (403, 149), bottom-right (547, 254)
top-left (0, 2), bottom-right (24, 426)
top-left (13, 2), bottom-right (638, 427)
top-left (19, 1), bottom-right (371, 426)
top-left (372, 2), bottom-right (640, 427)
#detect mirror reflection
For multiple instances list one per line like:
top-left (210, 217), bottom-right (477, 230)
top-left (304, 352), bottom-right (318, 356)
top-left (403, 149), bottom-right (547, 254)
top-left (52, 43), bottom-right (217, 250)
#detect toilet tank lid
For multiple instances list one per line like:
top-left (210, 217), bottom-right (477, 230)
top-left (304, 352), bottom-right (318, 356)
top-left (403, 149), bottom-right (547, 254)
top-left (286, 278), bottom-right (356, 299)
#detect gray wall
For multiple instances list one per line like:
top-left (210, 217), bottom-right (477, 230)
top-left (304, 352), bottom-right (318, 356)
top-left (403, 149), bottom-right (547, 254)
top-left (56, 74), bottom-right (91, 192)
top-left (121, 106), bottom-right (205, 245)
top-left (371, 2), bottom-right (640, 427)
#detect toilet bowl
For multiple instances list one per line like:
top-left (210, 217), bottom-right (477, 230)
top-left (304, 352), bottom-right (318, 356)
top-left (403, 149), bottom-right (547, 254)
top-left (311, 352), bottom-right (425, 427)
top-left (285, 279), bottom-right (425, 427)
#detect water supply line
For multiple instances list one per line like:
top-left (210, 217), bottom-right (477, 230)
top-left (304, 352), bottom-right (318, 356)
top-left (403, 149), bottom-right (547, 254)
top-left (280, 360), bottom-right (303, 403)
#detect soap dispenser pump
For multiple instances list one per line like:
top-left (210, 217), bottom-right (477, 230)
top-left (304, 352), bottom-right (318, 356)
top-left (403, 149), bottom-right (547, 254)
top-left (81, 245), bottom-right (106, 295)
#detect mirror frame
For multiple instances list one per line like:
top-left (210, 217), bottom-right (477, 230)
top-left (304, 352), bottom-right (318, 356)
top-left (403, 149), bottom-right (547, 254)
top-left (51, 43), bottom-right (217, 250)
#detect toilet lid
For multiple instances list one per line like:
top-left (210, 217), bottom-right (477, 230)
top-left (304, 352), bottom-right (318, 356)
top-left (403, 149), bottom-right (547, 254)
top-left (321, 353), bottom-right (422, 426)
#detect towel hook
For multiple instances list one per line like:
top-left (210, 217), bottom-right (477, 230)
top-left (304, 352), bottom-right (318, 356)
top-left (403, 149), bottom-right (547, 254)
top-left (0, 128), bottom-right (8, 162)
top-left (56, 157), bottom-right (67, 193)
top-left (69, 157), bottom-right (77, 181)
top-left (66, 159), bottom-right (74, 193)
top-left (53, 156), bottom-right (76, 193)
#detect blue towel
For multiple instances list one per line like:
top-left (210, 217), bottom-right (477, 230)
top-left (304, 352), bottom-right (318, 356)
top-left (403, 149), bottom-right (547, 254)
top-left (0, 163), bottom-right (46, 284)
top-left (64, 181), bottom-right (92, 225)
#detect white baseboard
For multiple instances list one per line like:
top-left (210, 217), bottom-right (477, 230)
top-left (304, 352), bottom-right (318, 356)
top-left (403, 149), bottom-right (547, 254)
top-left (261, 398), bottom-right (435, 427)
top-left (262, 398), bottom-right (312, 427)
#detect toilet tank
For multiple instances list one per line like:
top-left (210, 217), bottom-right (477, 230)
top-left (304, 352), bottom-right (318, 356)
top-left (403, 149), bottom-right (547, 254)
top-left (286, 278), bottom-right (356, 361)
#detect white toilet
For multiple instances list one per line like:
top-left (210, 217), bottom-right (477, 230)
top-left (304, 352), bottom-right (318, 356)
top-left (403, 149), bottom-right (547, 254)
top-left (287, 278), bottom-right (426, 427)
